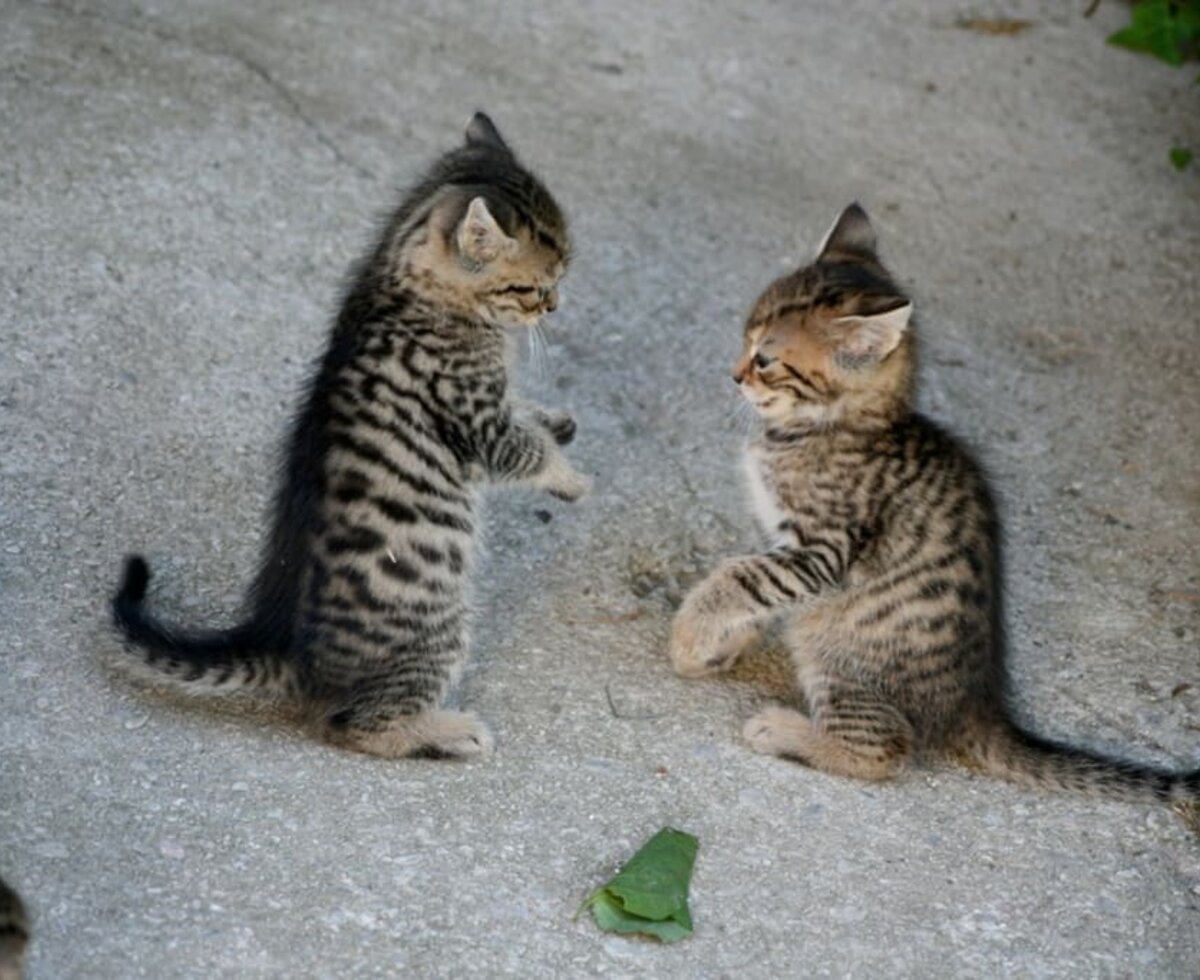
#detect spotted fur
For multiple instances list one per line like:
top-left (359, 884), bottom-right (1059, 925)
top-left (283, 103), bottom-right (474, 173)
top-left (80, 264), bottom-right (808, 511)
top-left (672, 204), bottom-right (1199, 820)
top-left (112, 113), bottom-right (587, 759)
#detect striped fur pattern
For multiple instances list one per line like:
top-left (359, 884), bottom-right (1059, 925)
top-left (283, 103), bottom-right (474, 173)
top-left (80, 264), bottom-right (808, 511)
top-left (672, 204), bottom-right (1199, 820)
top-left (0, 877), bottom-right (27, 980)
top-left (113, 113), bottom-right (587, 759)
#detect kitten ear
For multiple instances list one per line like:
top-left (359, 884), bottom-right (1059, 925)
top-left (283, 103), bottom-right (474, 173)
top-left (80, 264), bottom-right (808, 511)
top-left (817, 203), bottom-right (877, 258)
top-left (464, 111), bottom-right (510, 151)
top-left (456, 196), bottom-right (516, 265)
top-left (832, 302), bottom-right (912, 366)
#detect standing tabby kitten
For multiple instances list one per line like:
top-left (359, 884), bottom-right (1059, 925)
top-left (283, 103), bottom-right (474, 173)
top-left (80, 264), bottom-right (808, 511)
top-left (670, 204), bottom-right (1199, 818)
top-left (113, 113), bottom-right (587, 758)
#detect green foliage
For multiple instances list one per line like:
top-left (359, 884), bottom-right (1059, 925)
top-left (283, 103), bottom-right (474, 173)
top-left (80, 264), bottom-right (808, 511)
top-left (579, 827), bottom-right (699, 942)
top-left (1108, 0), bottom-right (1200, 67)
top-left (1107, 2), bottom-right (1198, 170)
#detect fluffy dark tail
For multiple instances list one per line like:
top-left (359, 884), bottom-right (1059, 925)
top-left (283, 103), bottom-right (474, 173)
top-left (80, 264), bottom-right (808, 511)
top-left (111, 555), bottom-right (293, 696)
top-left (962, 719), bottom-right (1199, 817)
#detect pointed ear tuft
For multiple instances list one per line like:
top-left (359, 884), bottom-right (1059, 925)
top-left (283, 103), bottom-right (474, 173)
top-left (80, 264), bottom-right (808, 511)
top-left (464, 111), bottom-right (510, 151)
top-left (817, 203), bottom-right (877, 258)
top-left (832, 302), bottom-right (912, 367)
top-left (456, 196), bottom-right (516, 266)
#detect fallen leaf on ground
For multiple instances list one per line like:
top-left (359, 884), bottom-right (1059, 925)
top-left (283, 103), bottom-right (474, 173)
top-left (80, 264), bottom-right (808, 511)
top-left (579, 827), bottom-right (699, 942)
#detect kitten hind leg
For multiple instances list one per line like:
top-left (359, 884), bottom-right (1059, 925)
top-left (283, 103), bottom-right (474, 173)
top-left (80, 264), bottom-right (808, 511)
top-left (328, 709), bottom-right (494, 760)
top-left (744, 693), bottom-right (912, 781)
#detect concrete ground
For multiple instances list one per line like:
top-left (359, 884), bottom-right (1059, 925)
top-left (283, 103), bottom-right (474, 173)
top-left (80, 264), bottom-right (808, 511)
top-left (2, 0), bottom-right (1199, 976)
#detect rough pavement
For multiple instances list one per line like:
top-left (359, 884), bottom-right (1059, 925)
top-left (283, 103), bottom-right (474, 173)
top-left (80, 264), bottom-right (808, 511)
top-left (2, 0), bottom-right (1199, 976)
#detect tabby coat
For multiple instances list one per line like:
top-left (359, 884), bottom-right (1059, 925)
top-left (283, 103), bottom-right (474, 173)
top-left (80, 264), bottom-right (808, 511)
top-left (671, 204), bottom-right (1199, 818)
top-left (113, 113), bottom-right (586, 759)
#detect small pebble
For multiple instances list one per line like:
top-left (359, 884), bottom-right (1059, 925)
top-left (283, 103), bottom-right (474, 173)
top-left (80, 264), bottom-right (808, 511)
top-left (159, 838), bottom-right (186, 860)
top-left (124, 716), bottom-right (149, 730)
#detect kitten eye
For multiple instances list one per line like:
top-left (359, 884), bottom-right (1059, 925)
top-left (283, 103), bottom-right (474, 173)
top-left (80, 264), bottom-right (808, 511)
top-left (500, 285), bottom-right (537, 295)
top-left (753, 352), bottom-right (774, 370)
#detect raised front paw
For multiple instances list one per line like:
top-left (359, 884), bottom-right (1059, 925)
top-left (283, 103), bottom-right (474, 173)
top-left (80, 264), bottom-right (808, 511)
top-left (541, 410), bottom-right (576, 446)
top-left (546, 467), bottom-right (591, 502)
top-left (669, 604), bottom-right (757, 679)
top-left (668, 609), bottom-right (722, 678)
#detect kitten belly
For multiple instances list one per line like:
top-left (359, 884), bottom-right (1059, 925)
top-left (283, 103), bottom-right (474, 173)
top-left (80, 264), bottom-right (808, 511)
top-left (741, 446), bottom-right (787, 543)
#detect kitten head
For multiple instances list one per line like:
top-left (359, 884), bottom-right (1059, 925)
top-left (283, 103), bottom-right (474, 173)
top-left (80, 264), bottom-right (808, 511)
top-left (391, 112), bottom-right (570, 328)
top-left (733, 204), bottom-right (914, 429)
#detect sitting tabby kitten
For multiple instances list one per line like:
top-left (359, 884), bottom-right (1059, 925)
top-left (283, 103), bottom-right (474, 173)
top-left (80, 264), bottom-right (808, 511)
top-left (671, 204), bottom-right (1198, 817)
top-left (113, 113), bottom-right (587, 758)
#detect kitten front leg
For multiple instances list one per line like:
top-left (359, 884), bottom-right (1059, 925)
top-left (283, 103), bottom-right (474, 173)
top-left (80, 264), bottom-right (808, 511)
top-left (669, 548), bottom-right (839, 678)
top-left (481, 416), bottom-right (590, 501)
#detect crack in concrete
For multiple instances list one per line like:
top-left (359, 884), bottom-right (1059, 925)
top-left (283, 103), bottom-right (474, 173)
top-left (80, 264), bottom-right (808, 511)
top-left (24, 0), bottom-right (378, 183)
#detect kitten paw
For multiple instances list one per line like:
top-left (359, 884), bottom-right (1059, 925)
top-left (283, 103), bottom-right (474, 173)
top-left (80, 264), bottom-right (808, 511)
top-left (547, 468), bottom-right (590, 502)
top-left (669, 612), bottom-right (755, 678)
top-left (743, 707), bottom-right (812, 757)
top-left (542, 410), bottom-right (577, 446)
top-left (668, 614), bottom-right (721, 678)
top-left (414, 710), bottom-right (495, 759)
top-left (333, 709), bottom-right (494, 760)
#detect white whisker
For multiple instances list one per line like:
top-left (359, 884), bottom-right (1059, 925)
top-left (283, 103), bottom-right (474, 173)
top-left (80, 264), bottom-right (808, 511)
top-left (526, 323), bottom-right (549, 383)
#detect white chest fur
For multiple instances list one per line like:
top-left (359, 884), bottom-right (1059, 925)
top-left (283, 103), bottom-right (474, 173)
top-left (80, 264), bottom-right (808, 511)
top-left (741, 445), bottom-right (787, 545)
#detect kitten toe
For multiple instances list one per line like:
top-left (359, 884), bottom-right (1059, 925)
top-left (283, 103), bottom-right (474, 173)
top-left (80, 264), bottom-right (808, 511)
top-left (743, 707), bottom-right (811, 757)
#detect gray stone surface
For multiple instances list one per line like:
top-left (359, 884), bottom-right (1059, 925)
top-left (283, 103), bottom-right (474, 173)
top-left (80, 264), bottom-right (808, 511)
top-left (2, 0), bottom-right (1199, 976)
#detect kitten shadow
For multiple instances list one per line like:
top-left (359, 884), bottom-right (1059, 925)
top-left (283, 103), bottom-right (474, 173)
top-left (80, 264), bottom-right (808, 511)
top-left (98, 647), bottom-right (303, 734)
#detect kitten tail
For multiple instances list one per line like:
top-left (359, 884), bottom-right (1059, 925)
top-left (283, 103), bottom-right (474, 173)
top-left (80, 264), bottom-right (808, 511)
top-left (965, 719), bottom-right (1200, 818)
top-left (111, 555), bottom-right (294, 697)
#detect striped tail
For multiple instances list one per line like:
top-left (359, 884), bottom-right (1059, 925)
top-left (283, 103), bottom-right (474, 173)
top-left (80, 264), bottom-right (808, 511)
top-left (111, 555), bottom-right (293, 696)
top-left (965, 719), bottom-right (1200, 823)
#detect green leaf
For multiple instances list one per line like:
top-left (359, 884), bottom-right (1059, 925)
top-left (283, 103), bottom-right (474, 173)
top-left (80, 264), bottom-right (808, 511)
top-left (579, 827), bottom-right (699, 943)
top-left (1170, 146), bottom-right (1194, 169)
top-left (1176, 1), bottom-right (1200, 41)
top-left (1108, 0), bottom-right (1185, 66)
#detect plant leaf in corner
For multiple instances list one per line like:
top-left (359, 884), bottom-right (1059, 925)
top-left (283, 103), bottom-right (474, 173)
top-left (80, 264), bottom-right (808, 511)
top-left (579, 827), bottom-right (699, 942)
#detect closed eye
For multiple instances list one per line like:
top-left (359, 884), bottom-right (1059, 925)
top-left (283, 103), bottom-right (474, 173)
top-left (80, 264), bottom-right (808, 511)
top-left (753, 351), bottom-right (774, 370)
top-left (498, 285), bottom-right (537, 295)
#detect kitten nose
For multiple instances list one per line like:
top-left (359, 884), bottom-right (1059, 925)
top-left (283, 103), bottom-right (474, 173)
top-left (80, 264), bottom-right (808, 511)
top-left (732, 366), bottom-right (745, 384)
top-left (543, 288), bottom-right (558, 313)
